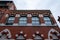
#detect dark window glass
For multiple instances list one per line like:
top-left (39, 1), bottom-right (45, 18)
top-left (44, 16), bottom-right (52, 26)
top-left (6, 16), bottom-right (15, 25)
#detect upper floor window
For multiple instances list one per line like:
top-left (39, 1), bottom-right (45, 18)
top-left (19, 15), bottom-right (27, 26)
top-left (6, 15), bottom-right (15, 25)
top-left (44, 16), bottom-right (52, 26)
top-left (16, 34), bottom-right (25, 40)
top-left (34, 35), bottom-right (43, 40)
top-left (32, 16), bottom-right (39, 26)
top-left (0, 34), bottom-right (7, 39)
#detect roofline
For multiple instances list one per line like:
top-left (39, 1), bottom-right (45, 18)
top-left (0, 0), bottom-right (12, 1)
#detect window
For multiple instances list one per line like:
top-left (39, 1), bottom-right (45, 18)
top-left (34, 35), bottom-right (42, 40)
top-left (0, 34), bottom-right (7, 39)
top-left (0, 1), bottom-right (8, 9)
top-left (32, 16), bottom-right (39, 26)
top-left (16, 35), bottom-right (25, 40)
top-left (44, 16), bottom-right (52, 26)
top-left (19, 16), bottom-right (27, 26)
top-left (6, 16), bottom-right (15, 25)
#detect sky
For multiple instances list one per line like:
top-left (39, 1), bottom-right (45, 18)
top-left (13, 0), bottom-right (60, 27)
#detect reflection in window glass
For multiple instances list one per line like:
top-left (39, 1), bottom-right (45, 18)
top-left (44, 16), bottom-right (52, 25)
top-left (32, 16), bottom-right (39, 26)
top-left (6, 16), bottom-right (15, 25)
top-left (19, 17), bottom-right (27, 26)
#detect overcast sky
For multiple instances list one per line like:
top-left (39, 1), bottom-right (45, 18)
top-left (13, 0), bottom-right (60, 27)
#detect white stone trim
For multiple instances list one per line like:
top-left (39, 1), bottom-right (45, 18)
top-left (41, 23), bottom-right (46, 26)
top-left (20, 31), bottom-right (23, 34)
top-left (15, 14), bottom-right (20, 17)
top-left (26, 39), bottom-right (33, 40)
top-left (36, 31), bottom-right (39, 34)
top-left (13, 23), bottom-right (18, 26)
top-left (27, 23), bottom-right (32, 26)
top-left (5, 14), bottom-right (9, 17)
top-left (0, 23), bottom-right (5, 26)
top-left (27, 14), bottom-right (32, 17)
top-left (24, 34), bottom-right (27, 37)
top-left (41, 34), bottom-right (44, 37)
top-left (32, 34), bottom-right (35, 37)
top-left (39, 14), bottom-right (43, 17)
top-left (50, 14), bottom-right (53, 17)
top-left (15, 34), bottom-right (18, 37)
top-left (0, 39), bottom-right (15, 40)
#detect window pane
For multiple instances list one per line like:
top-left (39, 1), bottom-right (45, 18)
top-left (32, 21), bottom-right (39, 23)
top-left (7, 20), bottom-right (14, 23)
top-left (19, 17), bottom-right (27, 20)
top-left (44, 16), bottom-right (52, 25)
top-left (8, 17), bottom-right (15, 20)
top-left (32, 17), bottom-right (39, 20)
top-left (45, 22), bottom-right (52, 25)
top-left (19, 17), bottom-right (27, 25)
top-left (32, 16), bottom-right (39, 25)
top-left (6, 16), bottom-right (15, 25)
top-left (44, 17), bottom-right (50, 20)
top-left (45, 20), bottom-right (51, 22)
top-left (19, 21), bottom-right (27, 23)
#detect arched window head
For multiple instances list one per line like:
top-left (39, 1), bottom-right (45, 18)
top-left (0, 29), bottom-right (11, 39)
top-left (48, 29), bottom-right (59, 40)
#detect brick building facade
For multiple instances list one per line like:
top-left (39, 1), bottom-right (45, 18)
top-left (0, 0), bottom-right (60, 40)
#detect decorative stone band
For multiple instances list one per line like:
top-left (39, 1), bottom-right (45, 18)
top-left (39, 14), bottom-right (43, 17)
top-left (13, 23), bottom-right (18, 26)
top-left (41, 23), bottom-right (46, 26)
top-left (27, 23), bottom-right (32, 26)
top-left (15, 14), bottom-right (20, 17)
top-left (26, 39), bottom-right (33, 40)
top-left (0, 23), bottom-right (5, 26)
top-left (27, 14), bottom-right (32, 17)
top-left (0, 39), bottom-right (15, 40)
